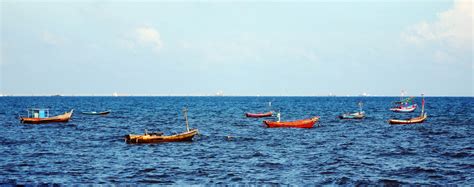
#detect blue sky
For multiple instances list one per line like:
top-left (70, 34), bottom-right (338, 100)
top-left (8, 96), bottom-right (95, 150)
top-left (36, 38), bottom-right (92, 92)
top-left (1, 1), bottom-right (472, 96)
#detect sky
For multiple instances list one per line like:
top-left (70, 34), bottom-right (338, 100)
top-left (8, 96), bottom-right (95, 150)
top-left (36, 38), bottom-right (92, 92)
top-left (1, 0), bottom-right (472, 96)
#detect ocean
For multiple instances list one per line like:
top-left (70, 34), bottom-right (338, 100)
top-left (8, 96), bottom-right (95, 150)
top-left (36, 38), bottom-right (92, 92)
top-left (0, 96), bottom-right (472, 185)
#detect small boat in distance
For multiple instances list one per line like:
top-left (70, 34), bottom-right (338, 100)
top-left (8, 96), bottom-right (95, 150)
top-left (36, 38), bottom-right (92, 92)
top-left (125, 108), bottom-right (199, 144)
top-left (246, 102), bottom-right (274, 118)
top-left (339, 102), bottom-right (365, 119)
top-left (389, 94), bottom-right (428, 125)
top-left (390, 91), bottom-right (417, 113)
top-left (339, 112), bottom-right (365, 119)
top-left (20, 109), bottom-right (74, 124)
top-left (245, 111), bottom-right (273, 118)
top-left (390, 104), bottom-right (417, 113)
top-left (81, 110), bottom-right (111, 115)
top-left (264, 113), bottom-right (319, 128)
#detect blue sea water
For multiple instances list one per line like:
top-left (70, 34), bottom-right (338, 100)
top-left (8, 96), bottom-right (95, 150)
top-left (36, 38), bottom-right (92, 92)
top-left (0, 96), bottom-right (473, 185)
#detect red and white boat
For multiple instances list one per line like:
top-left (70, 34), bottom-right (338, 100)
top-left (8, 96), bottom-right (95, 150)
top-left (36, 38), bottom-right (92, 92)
top-left (390, 91), bottom-right (417, 113)
top-left (390, 104), bottom-right (417, 113)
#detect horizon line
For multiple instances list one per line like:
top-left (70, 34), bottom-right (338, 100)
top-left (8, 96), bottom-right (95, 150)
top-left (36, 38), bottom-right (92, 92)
top-left (0, 94), bottom-right (472, 97)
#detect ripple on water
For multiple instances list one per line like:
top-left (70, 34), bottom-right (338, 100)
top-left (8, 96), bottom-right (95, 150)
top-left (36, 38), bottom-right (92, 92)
top-left (442, 151), bottom-right (471, 158)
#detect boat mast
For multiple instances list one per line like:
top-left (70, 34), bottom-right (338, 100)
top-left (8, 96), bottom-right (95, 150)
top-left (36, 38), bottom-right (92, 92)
top-left (401, 90), bottom-right (406, 106)
top-left (421, 93), bottom-right (425, 115)
top-left (358, 102), bottom-right (363, 113)
top-left (183, 107), bottom-right (190, 132)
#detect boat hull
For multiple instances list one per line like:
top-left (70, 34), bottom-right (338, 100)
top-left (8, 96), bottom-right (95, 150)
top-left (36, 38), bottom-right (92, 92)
top-left (20, 110), bottom-right (74, 124)
top-left (245, 112), bottom-right (273, 118)
top-left (390, 104), bottom-right (417, 113)
top-left (125, 129), bottom-right (199, 144)
top-left (82, 111), bottom-right (111, 115)
top-left (339, 112), bottom-right (365, 119)
top-left (263, 117), bottom-right (319, 128)
top-left (389, 114), bottom-right (427, 125)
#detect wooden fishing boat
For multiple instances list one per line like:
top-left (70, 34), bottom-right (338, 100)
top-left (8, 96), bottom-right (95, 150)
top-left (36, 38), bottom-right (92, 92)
top-left (245, 111), bottom-right (273, 118)
top-left (125, 108), bottom-right (199, 144)
top-left (81, 110), bottom-right (111, 115)
top-left (389, 94), bottom-right (427, 125)
top-left (263, 117), bottom-right (319, 128)
top-left (339, 112), bottom-right (365, 119)
top-left (389, 113), bottom-right (427, 125)
top-left (125, 129), bottom-right (199, 143)
top-left (20, 109), bottom-right (74, 124)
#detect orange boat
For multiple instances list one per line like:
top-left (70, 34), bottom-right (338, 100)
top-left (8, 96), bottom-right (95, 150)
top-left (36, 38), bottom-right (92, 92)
top-left (20, 109), bottom-right (74, 124)
top-left (125, 129), bottom-right (199, 143)
top-left (264, 117), bottom-right (320, 128)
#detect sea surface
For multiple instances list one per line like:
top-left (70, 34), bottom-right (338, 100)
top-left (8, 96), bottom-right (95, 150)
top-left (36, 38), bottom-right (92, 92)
top-left (0, 96), bottom-right (473, 185)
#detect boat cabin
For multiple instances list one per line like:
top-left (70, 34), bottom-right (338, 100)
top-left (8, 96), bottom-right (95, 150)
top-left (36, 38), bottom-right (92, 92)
top-left (27, 108), bottom-right (50, 118)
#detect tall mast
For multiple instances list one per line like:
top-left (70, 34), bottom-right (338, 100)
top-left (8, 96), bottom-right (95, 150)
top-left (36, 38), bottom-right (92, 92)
top-left (400, 90), bottom-right (405, 101)
top-left (421, 94), bottom-right (425, 115)
top-left (183, 107), bottom-right (190, 132)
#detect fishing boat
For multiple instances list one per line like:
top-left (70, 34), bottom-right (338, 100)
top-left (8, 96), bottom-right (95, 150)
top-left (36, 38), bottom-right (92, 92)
top-left (125, 108), bottom-right (199, 144)
top-left (389, 94), bottom-right (428, 125)
top-left (20, 109), bottom-right (74, 124)
top-left (339, 112), bottom-right (365, 119)
top-left (389, 113), bottom-right (427, 125)
top-left (246, 102), bottom-right (274, 118)
top-left (390, 104), bottom-right (417, 113)
top-left (245, 111), bottom-right (273, 118)
top-left (263, 113), bottom-right (320, 128)
top-left (81, 110), bottom-right (111, 115)
top-left (390, 91), bottom-right (417, 113)
top-left (339, 102), bottom-right (365, 119)
top-left (125, 129), bottom-right (199, 143)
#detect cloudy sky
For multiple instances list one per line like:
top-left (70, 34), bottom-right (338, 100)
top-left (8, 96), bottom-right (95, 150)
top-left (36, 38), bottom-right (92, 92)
top-left (1, 0), bottom-right (472, 96)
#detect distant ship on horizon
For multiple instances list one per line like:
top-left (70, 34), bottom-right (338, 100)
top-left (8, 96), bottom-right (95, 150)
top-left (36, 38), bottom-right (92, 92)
top-left (215, 91), bottom-right (224, 97)
top-left (112, 92), bottom-right (129, 97)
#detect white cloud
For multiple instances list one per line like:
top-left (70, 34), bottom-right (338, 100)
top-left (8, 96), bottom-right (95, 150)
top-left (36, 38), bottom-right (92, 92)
top-left (402, 0), bottom-right (473, 49)
top-left (41, 31), bottom-right (64, 46)
top-left (135, 26), bottom-right (162, 52)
